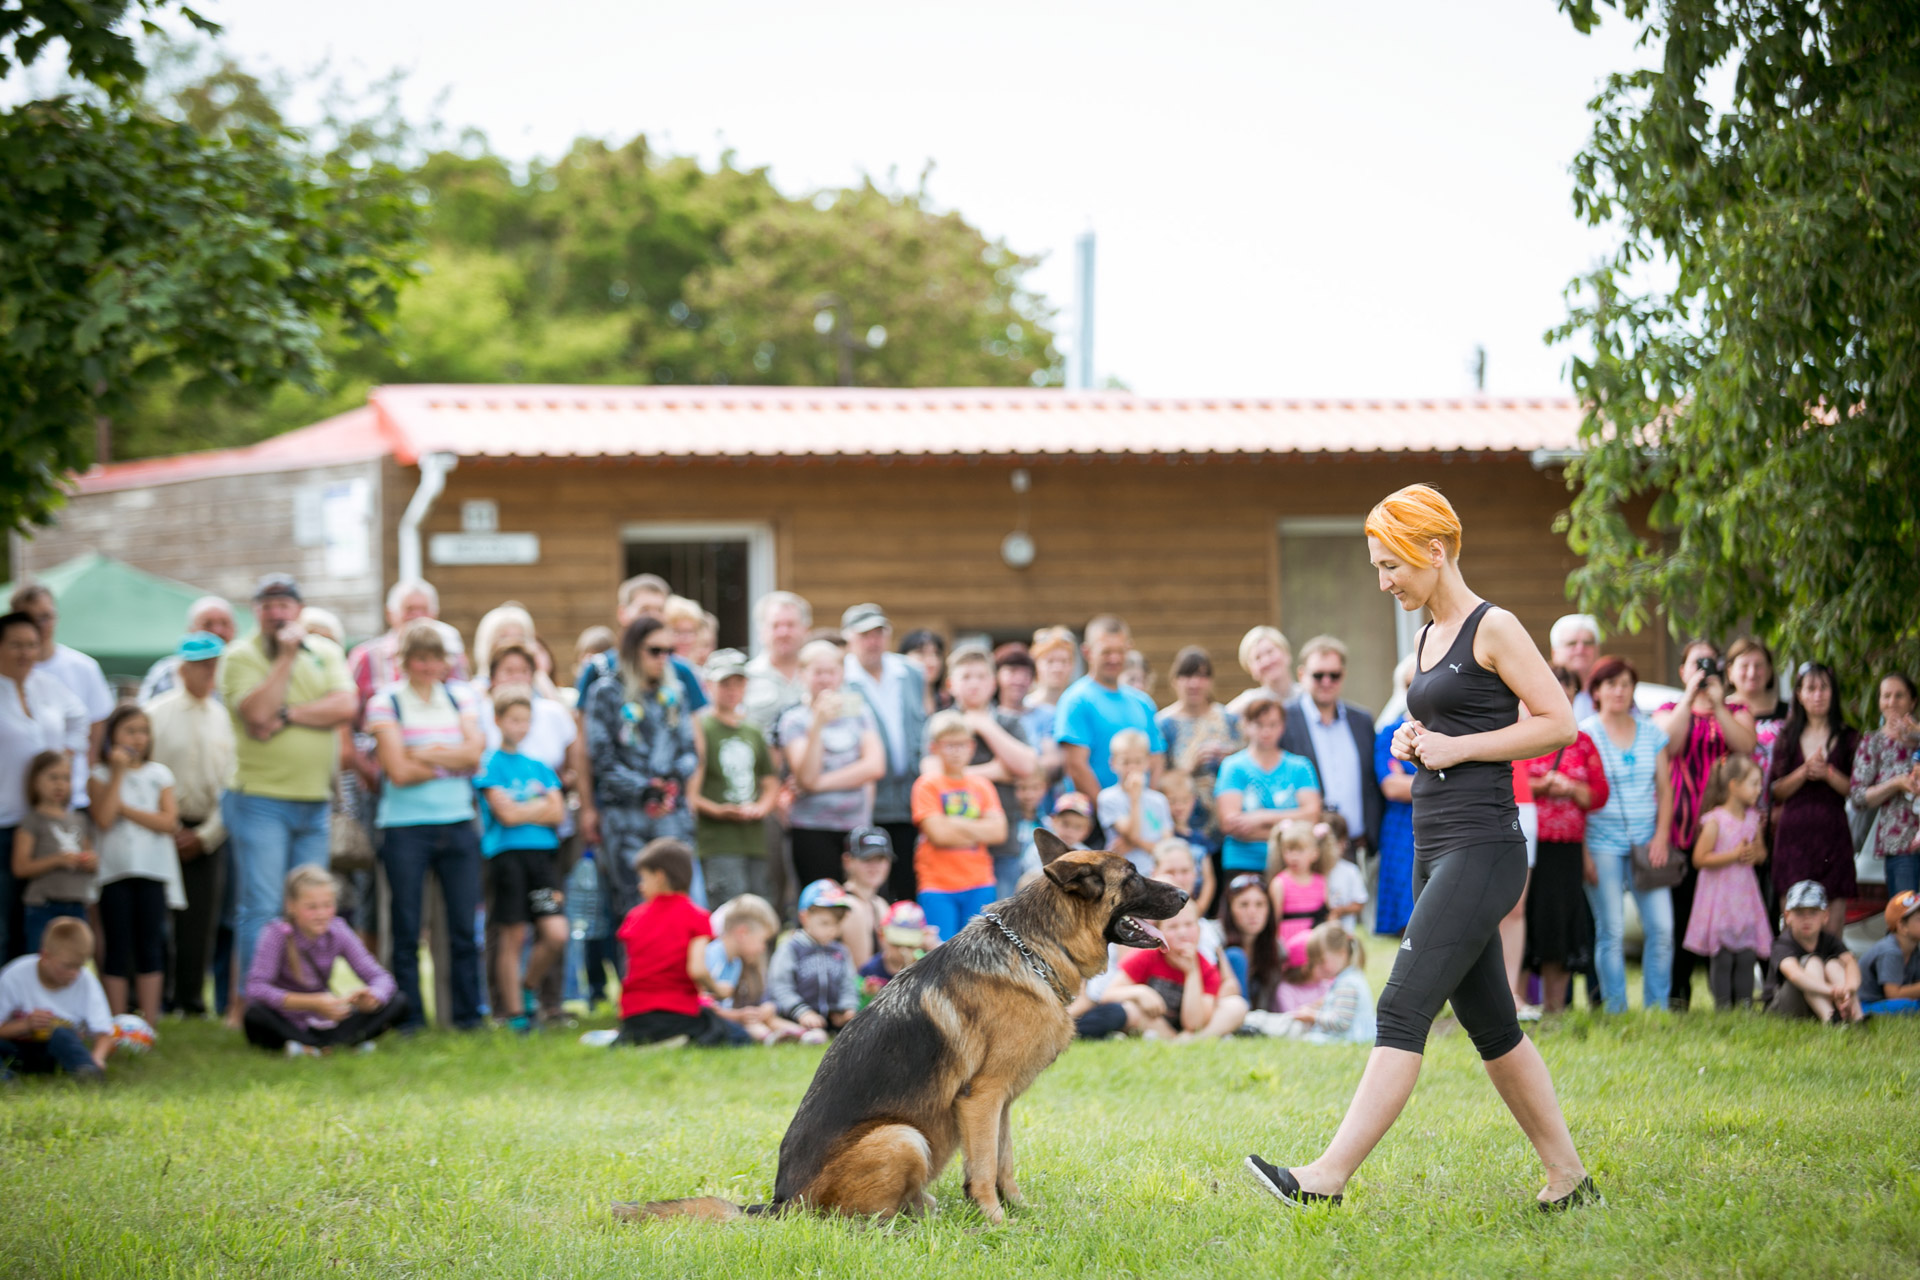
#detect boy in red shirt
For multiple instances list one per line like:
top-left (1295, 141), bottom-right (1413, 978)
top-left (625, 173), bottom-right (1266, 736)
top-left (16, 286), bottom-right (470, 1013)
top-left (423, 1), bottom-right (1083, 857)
top-left (910, 710), bottom-right (1007, 942)
top-left (614, 839), bottom-right (746, 1047)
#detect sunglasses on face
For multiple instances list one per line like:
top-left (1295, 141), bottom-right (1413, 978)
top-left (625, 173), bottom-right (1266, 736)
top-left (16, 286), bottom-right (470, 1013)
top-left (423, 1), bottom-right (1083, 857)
top-left (644, 645), bottom-right (675, 658)
top-left (1228, 873), bottom-right (1265, 893)
top-left (1308, 671), bottom-right (1344, 683)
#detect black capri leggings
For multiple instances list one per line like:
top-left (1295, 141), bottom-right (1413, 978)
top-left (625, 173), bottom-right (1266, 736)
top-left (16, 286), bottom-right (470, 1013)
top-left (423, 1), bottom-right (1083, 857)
top-left (1375, 840), bottom-right (1528, 1061)
top-left (98, 876), bottom-right (169, 979)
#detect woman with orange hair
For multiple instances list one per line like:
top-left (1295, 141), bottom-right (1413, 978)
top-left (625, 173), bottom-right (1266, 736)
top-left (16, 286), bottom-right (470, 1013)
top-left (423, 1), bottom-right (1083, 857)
top-left (1247, 484), bottom-right (1597, 1213)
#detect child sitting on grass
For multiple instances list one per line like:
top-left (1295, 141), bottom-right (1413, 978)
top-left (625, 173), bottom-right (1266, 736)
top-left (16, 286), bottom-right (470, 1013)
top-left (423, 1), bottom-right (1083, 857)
top-left (1221, 872), bottom-right (1282, 1011)
top-left (1097, 729), bottom-right (1173, 872)
top-left (1245, 922), bottom-right (1376, 1043)
top-left (911, 711), bottom-right (1007, 941)
top-left (88, 705), bottom-right (183, 1026)
top-left (1102, 898), bottom-right (1244, 1040)
top-left (1318, 814), bottom-right (1367, 935)
top-left (1158, 769), bottom-right (1216, 915)
top-left (615, 839), bottom-right (746, 1047)
top-left (1682, 756), bottom-right (1773, 1010)
top-left (1860, 891), bottom-right (1920, 1015)
top-left (859, 900), bottom-right (934, 1003)
top-left (769, 879), bottom-right (861, 1042)
top-left (11, 751), bottom-right (98, 952)
top-left (703, 895), bottom-right (804, 1044)
top-left (839, 826), bottom-right (895, 969)
top-left (474, 687), bottom-right (569, 1032)
top-left (1763, 880), bottom-right (1863, 1023)
top-left (1151, 839), bottom-right (1228, 967)
top-left (243, 866), bottom-right (405, 1056)
top-left (0, 917), bottom-right (114, 1081)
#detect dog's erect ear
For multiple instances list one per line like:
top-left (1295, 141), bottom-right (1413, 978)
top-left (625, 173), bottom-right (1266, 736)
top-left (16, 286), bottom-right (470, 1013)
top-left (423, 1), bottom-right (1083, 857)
top-left (1043, 857), bottom-right (1105, 901)
top-left (1033, 828), bottom-right (1070, 867)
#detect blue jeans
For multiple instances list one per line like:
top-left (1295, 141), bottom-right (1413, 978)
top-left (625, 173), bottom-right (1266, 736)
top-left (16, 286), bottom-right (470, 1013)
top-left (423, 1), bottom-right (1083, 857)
top-left (225, 792), bottom-right (330, 982)
top-left (1886, 853), bottom-right (1920, 898)
top-left (22, 901), bottom-right (88, 954)
top-left (1585, 849), bottom-right (1674, 1014)
top-left (0, 824), bottom-right (17, 961)
top-left (1863, 998), bottom-right (1920, 1015)
top-left (0, 1025), bottom-right (100, 1078)
top-left (382, 820), bottom-right (485, 1030)
top-left (919, 884), bottom-right (998, 943)
top-left (1225, 946), bottom-right (1251, 999)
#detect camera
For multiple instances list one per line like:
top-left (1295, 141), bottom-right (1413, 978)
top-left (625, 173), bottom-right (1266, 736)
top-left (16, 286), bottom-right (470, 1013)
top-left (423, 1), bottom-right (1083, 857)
top-left (1695, 655), bottom-right (1723, 680)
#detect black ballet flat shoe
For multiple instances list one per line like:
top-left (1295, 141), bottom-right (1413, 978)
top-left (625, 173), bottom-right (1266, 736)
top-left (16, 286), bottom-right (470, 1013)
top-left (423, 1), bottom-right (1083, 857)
top-left (1538, 1176), bottom-right (1601, 1213)
top-left (1245, 1155), bottom-right (1342, 1208)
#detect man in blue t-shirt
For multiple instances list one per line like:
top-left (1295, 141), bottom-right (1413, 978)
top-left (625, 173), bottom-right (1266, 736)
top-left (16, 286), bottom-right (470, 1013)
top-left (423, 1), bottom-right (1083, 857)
top-left (1055, 616), bottom-right (1166, 798)
top-left (473, 688), bottom-right (568, 1030)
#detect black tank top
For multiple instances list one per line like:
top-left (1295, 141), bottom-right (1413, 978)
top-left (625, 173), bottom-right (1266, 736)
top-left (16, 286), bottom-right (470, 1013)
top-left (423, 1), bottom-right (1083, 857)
top-left (1405, 601), bottom-right (1523, 858)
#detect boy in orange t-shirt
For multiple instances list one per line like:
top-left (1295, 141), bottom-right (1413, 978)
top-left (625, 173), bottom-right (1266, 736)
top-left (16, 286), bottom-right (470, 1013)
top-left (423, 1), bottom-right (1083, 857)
top-left (911, 711), bottom-right (1007, 941)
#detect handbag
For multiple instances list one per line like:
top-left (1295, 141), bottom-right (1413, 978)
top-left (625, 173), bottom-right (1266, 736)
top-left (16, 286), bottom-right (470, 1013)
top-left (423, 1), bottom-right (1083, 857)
top-left (1630, 840), bottom-right (1687, 892)
top-left (1847, 799), bottom-right (1879, 855)
top-left (329, 771), bottom-right (377, 873)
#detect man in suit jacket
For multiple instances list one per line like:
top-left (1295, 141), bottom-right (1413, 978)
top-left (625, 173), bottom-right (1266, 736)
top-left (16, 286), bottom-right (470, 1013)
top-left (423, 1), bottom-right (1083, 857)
top-left (1279, 635), bottom-right (1382, 854)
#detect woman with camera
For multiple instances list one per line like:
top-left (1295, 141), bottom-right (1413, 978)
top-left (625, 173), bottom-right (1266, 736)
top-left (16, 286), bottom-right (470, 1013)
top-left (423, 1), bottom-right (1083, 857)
top-left (1654, 640), bottom-right (1757, 1010)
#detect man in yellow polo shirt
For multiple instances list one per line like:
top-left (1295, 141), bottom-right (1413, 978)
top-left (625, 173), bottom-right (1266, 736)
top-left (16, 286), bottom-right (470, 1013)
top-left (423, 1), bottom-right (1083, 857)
top-left (221, 574), bottom-right (357, 1011)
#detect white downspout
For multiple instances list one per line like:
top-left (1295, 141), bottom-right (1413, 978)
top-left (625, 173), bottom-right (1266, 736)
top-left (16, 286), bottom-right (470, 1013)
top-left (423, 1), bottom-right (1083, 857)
top-left (397, 452), bottom-right (457, 585)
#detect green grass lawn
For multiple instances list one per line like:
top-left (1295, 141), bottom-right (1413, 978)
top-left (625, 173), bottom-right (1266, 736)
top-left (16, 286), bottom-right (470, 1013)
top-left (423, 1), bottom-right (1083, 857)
top-left (6, 996), bottom-right (1917, 1280)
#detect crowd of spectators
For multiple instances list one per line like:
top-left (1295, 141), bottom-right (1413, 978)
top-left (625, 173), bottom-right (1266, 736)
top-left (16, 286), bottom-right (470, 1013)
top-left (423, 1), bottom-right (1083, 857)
top-left (5, 570), bottom-right (1918, 1078)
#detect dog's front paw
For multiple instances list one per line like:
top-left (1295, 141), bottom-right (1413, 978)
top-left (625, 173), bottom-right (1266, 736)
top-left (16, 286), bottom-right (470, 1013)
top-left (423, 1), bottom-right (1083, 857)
top-left (967, 1184), bottom-right (1006, 1226)
top-left (997, 1179), bottom-right (1024, 1208)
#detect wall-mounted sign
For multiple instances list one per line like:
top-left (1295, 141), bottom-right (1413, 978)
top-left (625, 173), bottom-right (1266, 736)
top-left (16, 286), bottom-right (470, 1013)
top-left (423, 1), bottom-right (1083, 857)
top-left (429, 532), bottom-right (540, 566)
top-left (461, 500), bottom-right (499, 533)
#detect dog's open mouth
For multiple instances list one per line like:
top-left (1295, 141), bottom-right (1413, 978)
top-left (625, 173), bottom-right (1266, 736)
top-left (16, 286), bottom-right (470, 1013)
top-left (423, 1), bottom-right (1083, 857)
top-left (1109, 915), bottom-right (1168, 950)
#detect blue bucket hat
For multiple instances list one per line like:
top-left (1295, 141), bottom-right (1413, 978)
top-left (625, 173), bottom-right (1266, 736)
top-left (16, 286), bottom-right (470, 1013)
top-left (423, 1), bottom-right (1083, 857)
top-left (175, 630), bottom-right (227, 662)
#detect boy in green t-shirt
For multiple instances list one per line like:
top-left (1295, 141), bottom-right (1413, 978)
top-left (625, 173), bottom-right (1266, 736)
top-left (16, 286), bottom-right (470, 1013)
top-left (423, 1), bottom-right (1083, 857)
top-left (689, 650), bottom-right (781, 906)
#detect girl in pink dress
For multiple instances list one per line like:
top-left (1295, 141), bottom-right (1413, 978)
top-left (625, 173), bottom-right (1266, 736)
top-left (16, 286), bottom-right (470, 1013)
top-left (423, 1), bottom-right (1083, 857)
top-left (1683, 757), bottom-right (1773, 1010)
top-left (1268, 820), bottom-right (1331, 974)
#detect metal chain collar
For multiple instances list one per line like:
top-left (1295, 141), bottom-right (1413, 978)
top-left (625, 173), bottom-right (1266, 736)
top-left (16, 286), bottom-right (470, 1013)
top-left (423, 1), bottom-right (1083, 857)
top-left (980, 912), bottom-right (1074, 1005)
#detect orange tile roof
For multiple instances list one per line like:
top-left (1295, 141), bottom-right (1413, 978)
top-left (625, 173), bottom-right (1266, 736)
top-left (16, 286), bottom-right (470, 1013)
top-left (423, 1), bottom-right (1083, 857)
top-left (70, 387), bottom-right (1587, 492)
top-left (370, 385), bottom-right (1586, 465)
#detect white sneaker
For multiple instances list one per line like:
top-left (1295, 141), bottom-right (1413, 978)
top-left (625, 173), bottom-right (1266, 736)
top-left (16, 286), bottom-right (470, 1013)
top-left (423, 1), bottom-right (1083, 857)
top-left (1515, 1003), bottom-right (1544, 1022)
top-left (284, 1041), bottom-right (321, 1059)
top-left (578, 1029), bottom-right (620, 1048)
top-left (354, 1041), bottom-right (378, 1054)
top-left (799, 1028), bottom-right (829, 1046)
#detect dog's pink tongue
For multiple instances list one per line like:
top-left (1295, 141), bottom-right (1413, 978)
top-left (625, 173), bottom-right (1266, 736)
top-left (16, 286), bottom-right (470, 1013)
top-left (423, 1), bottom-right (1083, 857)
top-left (1138, 919), bottom-right (1167, 947)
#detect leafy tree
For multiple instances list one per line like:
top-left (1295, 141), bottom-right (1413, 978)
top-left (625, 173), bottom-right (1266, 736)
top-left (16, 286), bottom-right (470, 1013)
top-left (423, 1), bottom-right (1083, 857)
top-left (675, 179), bottom-right (1057, 388)
top-left (1553, 0), bottom-right (1920, 706)
top-left (0, 3), bottom-right (420, 532)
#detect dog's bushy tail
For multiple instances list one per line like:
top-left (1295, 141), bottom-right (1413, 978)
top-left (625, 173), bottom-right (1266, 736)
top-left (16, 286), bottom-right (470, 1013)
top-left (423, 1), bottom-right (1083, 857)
top-left (613, 1196), bottom-right (777, 1223)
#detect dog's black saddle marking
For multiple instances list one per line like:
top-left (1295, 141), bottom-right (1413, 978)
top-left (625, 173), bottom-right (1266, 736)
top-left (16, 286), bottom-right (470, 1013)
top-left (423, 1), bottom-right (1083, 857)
top-left (980, 912), bottom-right (1074, 1005)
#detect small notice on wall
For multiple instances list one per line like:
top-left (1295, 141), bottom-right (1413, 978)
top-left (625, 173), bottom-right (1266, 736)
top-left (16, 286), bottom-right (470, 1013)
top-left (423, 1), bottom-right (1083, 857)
top-left (322, 480), bottom-right (371, 577)
top-left (429, 532), bottom-right (540, 566)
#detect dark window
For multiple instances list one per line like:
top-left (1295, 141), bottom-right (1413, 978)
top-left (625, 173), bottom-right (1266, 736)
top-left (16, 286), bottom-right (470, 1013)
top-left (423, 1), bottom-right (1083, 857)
top-left (624, 539), bottom-right (749, 652)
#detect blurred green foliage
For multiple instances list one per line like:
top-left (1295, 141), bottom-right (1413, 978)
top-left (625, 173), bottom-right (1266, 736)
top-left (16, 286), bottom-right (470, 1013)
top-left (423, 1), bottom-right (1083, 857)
top-left (1553, 0), bottom-right (1920, 707)
top-left (0, 3), bottom-right (421, 532)
top-left (111, 50), bottom-right (1060, 462)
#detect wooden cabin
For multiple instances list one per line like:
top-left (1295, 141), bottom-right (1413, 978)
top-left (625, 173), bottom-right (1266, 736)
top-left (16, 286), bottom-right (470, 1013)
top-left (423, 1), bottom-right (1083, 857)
top-left (16, 385), bottom-right (1668, 714)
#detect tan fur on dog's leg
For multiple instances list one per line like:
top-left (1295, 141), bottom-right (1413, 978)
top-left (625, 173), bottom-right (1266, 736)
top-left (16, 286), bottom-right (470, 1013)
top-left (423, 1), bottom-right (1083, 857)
top-left (957, 1088), bottom-right (1008, 1225)
top-left (995, 1098), bottom-right (1023, 1207)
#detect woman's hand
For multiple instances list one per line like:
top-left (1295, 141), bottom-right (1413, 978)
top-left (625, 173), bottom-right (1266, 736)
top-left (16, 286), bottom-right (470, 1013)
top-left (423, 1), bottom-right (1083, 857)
top-left (1391, 719), bottom-right (1426, 763)
top-left (1411, 730), bottom-right (1469, 773)
top-left (1647, 833), bottom-right (1671, 869)
top-left (1806, 748), bottom-right (1829, 782)
top-left (1581, 849), bottom-right (1599, 887)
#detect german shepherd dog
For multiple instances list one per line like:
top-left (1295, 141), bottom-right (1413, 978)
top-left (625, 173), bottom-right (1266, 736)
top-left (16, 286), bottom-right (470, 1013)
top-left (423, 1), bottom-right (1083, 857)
top-left (620, 833), bottom-right (1187, 1224)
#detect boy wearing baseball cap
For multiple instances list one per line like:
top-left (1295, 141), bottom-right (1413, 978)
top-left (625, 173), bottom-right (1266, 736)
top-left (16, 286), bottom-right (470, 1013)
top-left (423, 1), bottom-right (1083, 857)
top-left (1859, 891), bottom-right (1920, 1014)
top-left (858, 900), bottom-right (934, 1002)
top-left (768, 879), bottom-right (859, 1040)
top-left (1763, 881), bottom-right (1863, 1022)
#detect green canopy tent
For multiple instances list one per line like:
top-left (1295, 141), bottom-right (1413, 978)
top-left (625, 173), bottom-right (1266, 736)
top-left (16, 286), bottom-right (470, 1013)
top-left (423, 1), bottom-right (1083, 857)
top-left (1, 552), bottom-right (214, 683)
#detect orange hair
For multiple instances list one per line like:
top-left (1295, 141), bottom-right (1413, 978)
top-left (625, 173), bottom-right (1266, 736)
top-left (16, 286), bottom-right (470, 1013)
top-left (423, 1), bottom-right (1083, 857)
top-left (1365, 484), bottom-right (1463, 564)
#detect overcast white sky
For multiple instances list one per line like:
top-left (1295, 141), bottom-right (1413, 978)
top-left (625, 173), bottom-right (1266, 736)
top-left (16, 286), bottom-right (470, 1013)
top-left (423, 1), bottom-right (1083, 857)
top-left (23, 1), bottom-right (1655, 398)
